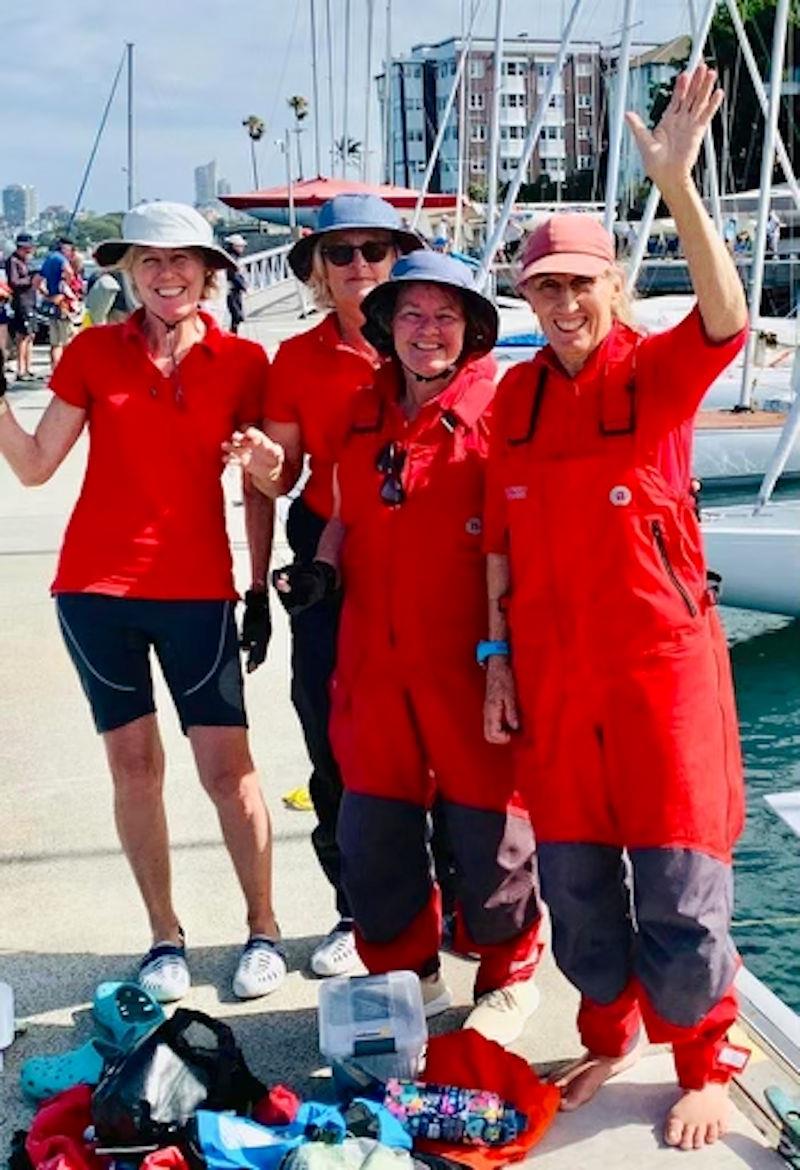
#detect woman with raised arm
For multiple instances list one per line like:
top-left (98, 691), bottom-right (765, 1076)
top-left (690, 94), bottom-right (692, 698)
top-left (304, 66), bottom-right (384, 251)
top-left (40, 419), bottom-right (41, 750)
top-left (482, 66), bottom-right (749, 1149)
top-left (0, 202), bottom-right (283, 1005)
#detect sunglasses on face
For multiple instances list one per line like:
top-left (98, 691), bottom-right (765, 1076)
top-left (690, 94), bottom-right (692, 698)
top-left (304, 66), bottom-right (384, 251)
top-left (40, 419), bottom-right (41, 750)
top-left (322, 241), bottom-right (393, 267)
top-left (375, 440), bottom-right (407, 506)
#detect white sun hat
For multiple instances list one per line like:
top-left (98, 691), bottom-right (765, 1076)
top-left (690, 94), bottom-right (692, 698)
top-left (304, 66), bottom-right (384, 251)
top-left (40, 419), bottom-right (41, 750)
top-left (94, 201), bottom-right (238, 275)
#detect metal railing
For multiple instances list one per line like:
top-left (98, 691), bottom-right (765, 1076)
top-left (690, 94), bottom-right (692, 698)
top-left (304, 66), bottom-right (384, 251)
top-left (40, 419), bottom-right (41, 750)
top-left (240, 243), bottom-right (294, 292)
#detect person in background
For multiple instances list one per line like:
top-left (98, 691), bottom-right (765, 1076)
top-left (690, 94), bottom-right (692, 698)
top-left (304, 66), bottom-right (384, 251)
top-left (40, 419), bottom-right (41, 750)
top-left (268, 252), bottom-right (544, 1044)
top-left (227, 194), bottom-right (425, 979)
top-left (6, 233), bottom-right (38, 382)
top-left (224, 233), bottom-right (249, 334)
top-left (765, 209), bottom-right (783, 259)
top-left (0, 202), bottom-right (282, 1005)
top-left (84, 266), bottom-right (131, 327)
top-left (483, 66), bottom-right (749, 1149)
top-left (0, 267), bottom-right (10, 368)
top-left (35, 236), bottom-right (79, 369)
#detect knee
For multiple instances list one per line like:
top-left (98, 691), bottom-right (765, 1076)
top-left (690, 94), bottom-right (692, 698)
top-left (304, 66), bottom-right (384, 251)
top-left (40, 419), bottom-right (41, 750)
top-left (109, 747), bottom-right (164, 798)
top-left (200, 763), bottom-right (256, 805)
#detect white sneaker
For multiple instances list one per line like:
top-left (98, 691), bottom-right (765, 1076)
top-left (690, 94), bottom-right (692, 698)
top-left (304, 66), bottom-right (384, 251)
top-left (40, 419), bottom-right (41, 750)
top-left (463, 979), bottom-right (540, 1046)
top-left (137, 930), bottom-right (190, 1004)
top-left (310, 923), bottom-right (361, 977)
top-left (232, 937), bottom-right (287, 999)
top-left (420, 973), bottom-right (453, 1018)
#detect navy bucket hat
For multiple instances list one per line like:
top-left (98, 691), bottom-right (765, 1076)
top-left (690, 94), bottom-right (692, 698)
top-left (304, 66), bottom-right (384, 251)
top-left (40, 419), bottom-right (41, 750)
top-left (360, 251), bottom-right (499, 358)
top-left (288, 193), bottom-right (424, 282)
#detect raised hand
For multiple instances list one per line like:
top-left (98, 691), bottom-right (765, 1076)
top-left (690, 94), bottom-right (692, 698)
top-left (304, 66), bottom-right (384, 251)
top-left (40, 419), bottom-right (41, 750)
top-left (625, 64), bottom-right (724, 196)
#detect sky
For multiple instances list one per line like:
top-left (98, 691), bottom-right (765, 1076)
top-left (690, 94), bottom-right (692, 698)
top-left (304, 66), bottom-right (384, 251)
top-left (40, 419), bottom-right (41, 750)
top-left (3, 1), bottom-right (692, 214)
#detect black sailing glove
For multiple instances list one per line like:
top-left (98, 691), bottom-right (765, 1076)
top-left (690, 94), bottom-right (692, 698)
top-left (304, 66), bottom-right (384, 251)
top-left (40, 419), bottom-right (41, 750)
top-left (271, 561), bottom-right (337, 616)
top-left (240, 589), bottom-right (271, 673)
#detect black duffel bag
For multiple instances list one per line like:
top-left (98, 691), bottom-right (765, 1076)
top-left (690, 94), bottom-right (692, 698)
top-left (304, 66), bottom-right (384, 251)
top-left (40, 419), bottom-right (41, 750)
top-left (91, 1008), bottom-right (266, 1150)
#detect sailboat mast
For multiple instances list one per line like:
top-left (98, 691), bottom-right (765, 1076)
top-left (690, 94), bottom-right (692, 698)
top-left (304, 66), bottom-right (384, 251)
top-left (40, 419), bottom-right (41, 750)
top-left (486, 0), bottom-right (506, 245)
top-left (343, 0), bottom-right (351, 177)
top-left (326, 0), bottom-right (336, 175)
top-left (603, 0), bottom-right (635, 234)
top-left (739, 0), bottom-right (791, 408)
top-left (363, 0), bottom-right (376, 180)
top-left (127, 42), bottom-right (134, 208)
top-left (310, 0), bottom-right (322, 176)
top-left (454, 1), bottom-right (468, 250)
top-left (67, 48), bottom-right (127, 232)
top-left (384, 0), bottom-right (393, 182)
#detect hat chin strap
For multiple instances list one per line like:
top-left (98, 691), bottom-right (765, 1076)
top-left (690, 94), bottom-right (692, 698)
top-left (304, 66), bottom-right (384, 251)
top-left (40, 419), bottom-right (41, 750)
top-left (400, 361), bottom-right (457, 384)
top-left (146, 304), bottom-right (201, 335)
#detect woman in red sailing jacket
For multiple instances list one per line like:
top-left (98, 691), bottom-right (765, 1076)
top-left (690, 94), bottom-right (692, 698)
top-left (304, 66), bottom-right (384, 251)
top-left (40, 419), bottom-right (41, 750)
top-left (269, 252), bottom-right (545, 1046)
top-left (482, 66), bottom-right (749, 1149)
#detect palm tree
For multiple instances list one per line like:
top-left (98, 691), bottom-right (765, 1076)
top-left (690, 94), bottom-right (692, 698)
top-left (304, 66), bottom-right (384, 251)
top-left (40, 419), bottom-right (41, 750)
top-left (287, 95), bottom-right (309, 180)
top-left (242, 115), bottom-right (265, 189)
top-left (335, 136), bottom-right (363, 172)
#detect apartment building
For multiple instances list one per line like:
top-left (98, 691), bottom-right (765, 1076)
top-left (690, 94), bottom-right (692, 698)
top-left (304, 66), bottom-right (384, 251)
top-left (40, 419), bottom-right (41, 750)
top-left (378, 35), bottom-right (606, 194)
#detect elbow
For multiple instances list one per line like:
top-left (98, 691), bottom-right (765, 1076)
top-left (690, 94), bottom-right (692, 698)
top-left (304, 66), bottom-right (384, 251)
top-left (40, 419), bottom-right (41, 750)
top-left (19, 457), bottom-right (54, 487)
top-left (19, 468), bottom-right (48, 487)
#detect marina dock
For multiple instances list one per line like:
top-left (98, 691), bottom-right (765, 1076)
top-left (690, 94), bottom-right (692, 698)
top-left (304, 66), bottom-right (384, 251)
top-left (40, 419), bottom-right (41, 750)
top-left (0, 308), bottom-right (790, 1167)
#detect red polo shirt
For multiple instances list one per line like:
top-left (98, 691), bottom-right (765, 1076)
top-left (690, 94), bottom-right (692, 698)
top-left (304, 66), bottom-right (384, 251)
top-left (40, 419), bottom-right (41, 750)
top-left (265, 313), bottom-right (382, 519)
top-left (50, 310), bottom-right (268, 599)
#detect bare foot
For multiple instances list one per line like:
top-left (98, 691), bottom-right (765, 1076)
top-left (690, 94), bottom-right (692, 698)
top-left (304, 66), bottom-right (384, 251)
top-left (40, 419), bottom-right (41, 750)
top-left (664, 1083), bottom-right (730, 1150)
top-left (554, 1046), bottom-right (641, 1111)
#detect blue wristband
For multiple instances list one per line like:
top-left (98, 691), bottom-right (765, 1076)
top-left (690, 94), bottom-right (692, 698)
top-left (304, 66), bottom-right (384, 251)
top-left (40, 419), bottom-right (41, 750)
top-left (476, 639), bottom-right (510, 666)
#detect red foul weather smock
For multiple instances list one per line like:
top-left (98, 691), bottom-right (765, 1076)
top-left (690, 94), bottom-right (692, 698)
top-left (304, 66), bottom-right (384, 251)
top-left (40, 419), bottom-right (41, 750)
top-left (484, 307), bottom-right (749, 1088)
top-left (331, 356), bottom-right (542, 996)
top-left (484, 307), bottom-right (746, 860)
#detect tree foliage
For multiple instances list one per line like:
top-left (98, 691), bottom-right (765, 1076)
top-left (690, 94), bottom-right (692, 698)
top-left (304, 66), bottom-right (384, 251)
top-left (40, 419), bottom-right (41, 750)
top-left (647, 1), bottom-right (800, 193)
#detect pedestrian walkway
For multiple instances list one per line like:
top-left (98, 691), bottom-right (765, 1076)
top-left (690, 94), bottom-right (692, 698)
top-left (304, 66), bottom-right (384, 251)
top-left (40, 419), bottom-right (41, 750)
top-left (0, 346), bottom-right (782, 1167)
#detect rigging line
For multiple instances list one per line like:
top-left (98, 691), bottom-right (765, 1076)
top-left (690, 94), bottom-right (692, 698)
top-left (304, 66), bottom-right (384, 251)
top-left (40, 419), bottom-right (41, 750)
top-left (266, 1), bottom-right (303, 136)
top-left (67, 48), bottom-right (127, 231)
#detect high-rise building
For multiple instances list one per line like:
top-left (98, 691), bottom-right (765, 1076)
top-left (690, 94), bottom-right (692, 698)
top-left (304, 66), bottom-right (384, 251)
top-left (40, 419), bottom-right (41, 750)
top-left (3, 184), bottom-right (37, 228)
top-left (377, 35), bottom-right (660, 198)
top-left (194, 161), bottom-right (218, 207)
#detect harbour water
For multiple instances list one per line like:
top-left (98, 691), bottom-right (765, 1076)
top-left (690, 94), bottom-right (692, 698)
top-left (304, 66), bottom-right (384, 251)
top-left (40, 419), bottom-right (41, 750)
top-left (711, 484), bottom-right (800, 1013)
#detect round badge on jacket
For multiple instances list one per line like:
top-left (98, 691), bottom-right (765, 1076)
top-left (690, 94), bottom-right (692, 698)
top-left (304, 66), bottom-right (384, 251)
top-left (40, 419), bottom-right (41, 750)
top-left (609, 485), bottom-right (633, 507)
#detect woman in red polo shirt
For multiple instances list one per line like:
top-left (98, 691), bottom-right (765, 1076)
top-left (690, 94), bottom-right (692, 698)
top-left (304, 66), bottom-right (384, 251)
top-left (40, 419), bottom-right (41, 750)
top-left (244, 194), bottom-right (427, 978)
top-left (0, 201), bottom-right (283, 1005)
top-left (483, 68), bottom-right (748, 1148)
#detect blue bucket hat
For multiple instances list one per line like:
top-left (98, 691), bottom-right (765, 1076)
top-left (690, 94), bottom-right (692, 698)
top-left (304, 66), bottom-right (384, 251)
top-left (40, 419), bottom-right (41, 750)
top-left (361, 251), bottom-right (499, 358)
top-left (288, 193), bottom-right (424, 282)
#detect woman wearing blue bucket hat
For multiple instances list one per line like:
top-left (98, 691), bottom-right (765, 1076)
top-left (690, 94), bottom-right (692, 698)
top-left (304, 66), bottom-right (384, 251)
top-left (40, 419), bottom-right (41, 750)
top-left (270, 252), bottom-right (545, 1046)
top-left (238, 194), bottom-right (426, 979)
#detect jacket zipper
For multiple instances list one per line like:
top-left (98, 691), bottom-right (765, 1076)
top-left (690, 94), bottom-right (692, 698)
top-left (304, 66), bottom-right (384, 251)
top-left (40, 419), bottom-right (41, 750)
top-left (651, 519), bottom-right (697, 617)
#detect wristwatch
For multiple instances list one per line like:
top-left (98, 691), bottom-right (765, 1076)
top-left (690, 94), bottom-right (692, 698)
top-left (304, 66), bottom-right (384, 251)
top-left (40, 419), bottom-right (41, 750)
top-left (476, 639), bottom-right (510, 666)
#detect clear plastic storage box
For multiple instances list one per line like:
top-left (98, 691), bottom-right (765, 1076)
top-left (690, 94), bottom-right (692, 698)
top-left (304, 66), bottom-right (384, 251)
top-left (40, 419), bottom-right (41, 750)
top-left (318, 970), bottom-right (427, 1082)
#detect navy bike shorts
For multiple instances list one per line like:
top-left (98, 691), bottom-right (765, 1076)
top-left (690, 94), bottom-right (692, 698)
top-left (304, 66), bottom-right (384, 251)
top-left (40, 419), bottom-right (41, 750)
top-left (55, 594), bottom-right (247, 734)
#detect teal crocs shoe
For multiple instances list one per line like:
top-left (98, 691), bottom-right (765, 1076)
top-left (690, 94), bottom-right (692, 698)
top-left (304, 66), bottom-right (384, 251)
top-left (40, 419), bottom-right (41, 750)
top-left (20, 982), bottom-right (164, 1103)
top-left (93, 981), bottom-right (164, 1046)
top-left (765, 1086), bottom-right (800, 1167)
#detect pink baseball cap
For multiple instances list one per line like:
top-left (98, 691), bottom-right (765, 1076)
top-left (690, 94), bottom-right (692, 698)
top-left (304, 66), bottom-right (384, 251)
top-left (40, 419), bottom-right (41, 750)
top-left (517, 214), bottom-right (615, 285)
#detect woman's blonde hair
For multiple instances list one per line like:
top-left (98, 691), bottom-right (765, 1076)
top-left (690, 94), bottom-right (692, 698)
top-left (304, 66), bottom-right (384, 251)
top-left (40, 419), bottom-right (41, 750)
top-left (609, 264), bottom-right (640, 331)
top-left (114, 245), bottom-right (219, 301)
top-left (306, 243), bottom-right (336, 311)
